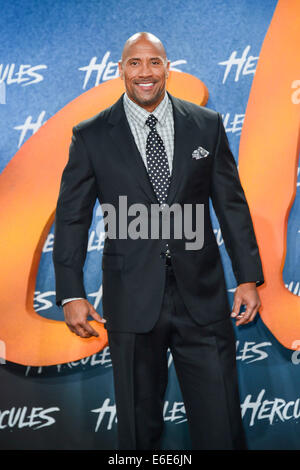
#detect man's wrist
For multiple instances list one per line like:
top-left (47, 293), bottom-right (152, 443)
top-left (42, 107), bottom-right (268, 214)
top-left (237, 280), bottom-right (264, 288)
top-left (61, 297), bottom-right (84, 306)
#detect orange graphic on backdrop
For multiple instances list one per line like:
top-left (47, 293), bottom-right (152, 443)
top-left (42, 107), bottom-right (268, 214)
top-left (238, 0), bottom-right (300, 349)
top-left (0, 72), bottom-right (208, 366)
top-left (0, 0), bottom-right (299, 365)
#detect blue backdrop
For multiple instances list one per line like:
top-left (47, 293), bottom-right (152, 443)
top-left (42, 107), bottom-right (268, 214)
top-left (1, 0), bottom-right (300, 450)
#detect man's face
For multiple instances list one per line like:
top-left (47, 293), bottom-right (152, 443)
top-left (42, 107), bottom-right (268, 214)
top-left (118, 38), bottom-right (170, 112)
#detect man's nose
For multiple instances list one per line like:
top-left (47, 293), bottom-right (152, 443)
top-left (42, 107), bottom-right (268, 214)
top-left (139, 61), bottom-right (152, 77)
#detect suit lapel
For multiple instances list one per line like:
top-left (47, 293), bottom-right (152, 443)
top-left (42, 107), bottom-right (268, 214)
top-left (107, 93), bottom-right (195, 206)
top-left (108, 95), bottom-right (158, 203)
top-left (166, 93), bottom-right (194, 206)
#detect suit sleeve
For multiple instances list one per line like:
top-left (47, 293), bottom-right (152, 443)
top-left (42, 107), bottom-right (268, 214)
top-left (210, 113), bottom-right (264, 287)
top-left (53, 126), bottom-right (97, 306)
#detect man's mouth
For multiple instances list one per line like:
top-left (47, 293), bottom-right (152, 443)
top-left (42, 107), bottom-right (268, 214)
top-left (136, 82), bottom-right (155, 89)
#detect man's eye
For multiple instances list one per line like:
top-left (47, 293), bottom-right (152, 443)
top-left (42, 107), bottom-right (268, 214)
top-left (152, 61), bottom-right (160, 65)
top-left (130, 61), bottom-right (138, 66)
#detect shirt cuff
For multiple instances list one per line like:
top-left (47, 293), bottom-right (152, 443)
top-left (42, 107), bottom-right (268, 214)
top-left (61, 297), bottom-right (84, 306)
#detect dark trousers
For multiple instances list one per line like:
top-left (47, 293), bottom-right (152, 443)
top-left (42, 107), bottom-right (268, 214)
top-left (107, 262), bottom-right (247, 450)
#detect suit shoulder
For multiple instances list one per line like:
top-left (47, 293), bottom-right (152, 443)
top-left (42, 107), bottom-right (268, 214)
top-left (175, 96), bottom-right (219, 121)
top-left (72, 104), bottom-right (113, 135)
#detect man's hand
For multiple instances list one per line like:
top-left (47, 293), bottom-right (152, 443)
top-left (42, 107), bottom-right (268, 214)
top-left (231, 282), bottom-right (261, 326)
top-left (63, 299), bottom-right (106, 338)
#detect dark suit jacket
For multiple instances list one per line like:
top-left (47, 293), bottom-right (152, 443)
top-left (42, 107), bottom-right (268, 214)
top-left (53, 92), bottom-right (264, 332)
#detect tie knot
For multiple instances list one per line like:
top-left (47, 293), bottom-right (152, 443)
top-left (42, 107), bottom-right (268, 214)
top-left (145, 114), bottom-right (158, 130)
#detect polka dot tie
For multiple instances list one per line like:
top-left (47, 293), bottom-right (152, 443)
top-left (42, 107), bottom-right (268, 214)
top-left (145, 114), bottom-right (171, 257)
top-left (145, 114), bottom-right (171, 206)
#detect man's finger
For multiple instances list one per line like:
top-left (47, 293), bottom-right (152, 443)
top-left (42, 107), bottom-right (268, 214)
top-left (236, 302), bottom-right (258, 326)
top-left (76, 325), bottom-right (92, 338)
top-left (243, 304), bottom-right (259, 324)
top-left (78, 320), bottom-right (99, 338)
top-left (231, 296), bottom-right (242, 318)
top-left (89, 307), bottom-right (106, 323)
top-left (68, 324), bottom-right (90, 338)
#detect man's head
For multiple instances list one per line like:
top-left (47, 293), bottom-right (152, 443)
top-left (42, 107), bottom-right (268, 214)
top-left (118, 32), bottom-right (170, 112)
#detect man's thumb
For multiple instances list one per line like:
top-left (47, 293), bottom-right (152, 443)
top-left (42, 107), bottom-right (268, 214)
top-left (89, 307), bottom-right (106, 323)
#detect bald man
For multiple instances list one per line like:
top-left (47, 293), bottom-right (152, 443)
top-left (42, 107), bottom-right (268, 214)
top-left (53, 32), bottom-right (264, 450)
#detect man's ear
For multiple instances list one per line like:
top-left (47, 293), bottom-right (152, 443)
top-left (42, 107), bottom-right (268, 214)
top-left (118, 61), bottom-right (124, 80)
top-left (166, 59), bottom-right (171, 79)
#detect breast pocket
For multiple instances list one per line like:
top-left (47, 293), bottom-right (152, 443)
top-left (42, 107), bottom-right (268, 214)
top-left (189, 154), bottom-right (212, 181)
top-left (192, 154), bottom-right (212, 166)
top-left (102, 253), bottom-right (124, 271)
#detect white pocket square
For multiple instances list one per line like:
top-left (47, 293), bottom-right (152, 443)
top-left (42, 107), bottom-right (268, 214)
top-left (192, 146), bottom-right (210, 159)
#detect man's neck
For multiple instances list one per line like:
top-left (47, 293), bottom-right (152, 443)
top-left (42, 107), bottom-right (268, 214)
top-left (125, 92), bottom-right (167, 113)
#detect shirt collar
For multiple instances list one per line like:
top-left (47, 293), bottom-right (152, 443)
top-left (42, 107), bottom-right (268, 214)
top-left (123, 92), bottom-right (170, 128)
